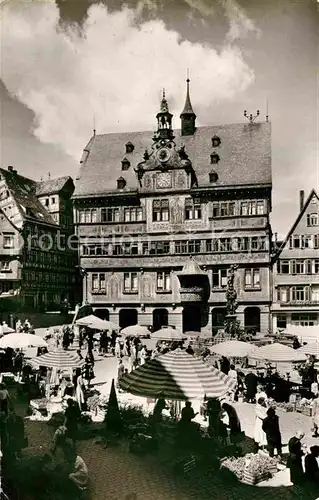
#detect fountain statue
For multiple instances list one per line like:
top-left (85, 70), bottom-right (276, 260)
top-left (224, 264), bottom-right (241, 338)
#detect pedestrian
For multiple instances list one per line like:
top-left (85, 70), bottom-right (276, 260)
top-left (82, 357), bottom-right (94, 388)
top-left (64, 398), bottom-right (81, 446)
top-left (99, 331), bottom-right (108, 356)
top-left (115, 337), bottom-right (121, 358)
top-left (111, 330), bottom-right (117, 356)
top-left (287, 431), bottom-right (305, 485)
top-left (186, 344), bottom-right (194, 355)
top-left (253, 396), bottom-right (267, 451)
top-left (52, 425), bottom-right (67, 455)
top-left (256, 385), bottom-right (268, 405)
top-left (221, 402), bottom-right (243, 448)
top-left (63, 439), bottom-right (89, 498)
top-left (139, 345), bottom-right (147, 365)
top-left (74, 369), bottom-right (85, 411)
top-left (117, 358), bottom-right (125, 386)
top-left (0, 382), bottom-right (12, 416)
top-left (7, 412), bottom-right (26, 459)
top-left (62, 327), bottom-right (70, 350)
top-left (228, 364), bottom-right (238, 402)
top-left (244, 372), bottom-right (258, 402)
top-left (262, 407), bottom-right (282, 458)
top-left (305, 445), bottom-right (319, 483)
top-left (312, 395), bottom-right (319, 437)
top-left (220, 356), bottom-right (230, 375)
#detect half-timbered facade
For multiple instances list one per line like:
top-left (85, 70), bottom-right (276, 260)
top-left (272, 189), bottom-right (319, 333)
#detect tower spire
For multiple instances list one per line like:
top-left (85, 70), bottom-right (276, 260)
top-left (180, 75), bottom-right (196, 136)
top-left (155, 88), bottom-right (174, 141)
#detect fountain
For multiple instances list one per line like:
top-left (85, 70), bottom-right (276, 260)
top-left (224, 264), bottom-right (241, 339)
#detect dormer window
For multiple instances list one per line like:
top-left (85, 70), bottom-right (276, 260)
top-left (121, 158), bottom-right (130, 171)
top-left (211, 135), bottom-right (221, 148)
top-left (125, 142), bottom-right (134, 154)
top-left (210, 153), bottom-right (220, 164)
top-left (117, 177), bottom-right (126, 190)
top-left (209, 171), bottom-right (219, 183)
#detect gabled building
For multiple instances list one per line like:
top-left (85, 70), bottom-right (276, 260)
top-left (272, 189), bottom-right (319, 332)
top-left (73, 82), bottom-right (272, 335)
top-left (0, 167), bottom-right (79, 312)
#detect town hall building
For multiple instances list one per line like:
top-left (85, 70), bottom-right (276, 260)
top-left (73, 81), bottom-right (273, 335)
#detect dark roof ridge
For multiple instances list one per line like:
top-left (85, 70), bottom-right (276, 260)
top-left (274, 189), bottom-right (319, 259)
top-left (88, 121), bottom-right (270, 139)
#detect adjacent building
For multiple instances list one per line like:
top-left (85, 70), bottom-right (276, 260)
top-left (0, 167), bottom-right (79, 312)
top-left (73, 82), bottom-right (273, 336)
top-left (272, 189), bottom-right (319, 333)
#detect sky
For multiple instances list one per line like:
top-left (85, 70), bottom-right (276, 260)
top-left (0, 0), bottom-right (318, 237)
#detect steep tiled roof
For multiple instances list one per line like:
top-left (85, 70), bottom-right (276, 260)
top-left (73, 122), bottom-right (271, 198)
top-left (0, 168), bottom-right (55, 225)
top-left (274, 189), bottom-right (319, 260)
top-left (36, 176), bottom-right (72, 196)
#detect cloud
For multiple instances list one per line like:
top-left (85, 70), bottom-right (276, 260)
top-left (1, 2), bottom-right (255, 159)
top-left (184, 0), bottom-right (260, 40)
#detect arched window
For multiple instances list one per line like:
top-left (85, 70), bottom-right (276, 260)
top-left (244, 307), bottom-right (261, 333)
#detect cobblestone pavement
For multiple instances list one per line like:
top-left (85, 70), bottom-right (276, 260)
top-left (26, 335), bottom-right (318, 499)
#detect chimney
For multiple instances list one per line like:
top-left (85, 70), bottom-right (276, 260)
top-left (299, 190), bottom-right (305, 212)
top-left (7, 166), bottom-right (13, 172)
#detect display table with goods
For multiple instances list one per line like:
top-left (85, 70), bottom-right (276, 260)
top-left (221, 453), bottom-right (279, 485)
top-left (296, 398), bottom-right (313, 417)
top-left (273, 401), bottom-right (296, 412)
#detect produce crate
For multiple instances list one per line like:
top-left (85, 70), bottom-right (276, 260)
top-left (296, 405), bottom-right (312, 417)
top-left (241, 469), bottom-right (272, 485)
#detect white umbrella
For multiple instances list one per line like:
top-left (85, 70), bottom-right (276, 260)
top-left (2, 325), bottom-right (15, 334)
top-left (76, 315), bottom-right (118, 331)
top-left (0, 333), bottom-right (47, 349)
top-left (250, 343), bottom-right (307, 363)
top-left (210, 340), bottom-right (255, 358)
top-left (121, 325), bottom-right (150, 337)
top-left (151, 327), bottom-right (186, 341)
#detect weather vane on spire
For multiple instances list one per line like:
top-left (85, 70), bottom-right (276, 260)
top-left (160, 88), bottom-right (169, 113)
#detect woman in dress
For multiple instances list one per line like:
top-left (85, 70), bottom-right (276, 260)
top-left (253, 396), bottom-right (268, 451)
top-left (75, 370), bottom-right (85, 411)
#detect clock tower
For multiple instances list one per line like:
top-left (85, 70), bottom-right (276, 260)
top-left (134, 90), bottom-right (198, 191)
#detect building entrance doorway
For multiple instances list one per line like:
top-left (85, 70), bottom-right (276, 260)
top-left (244, 307), bottom-right (261, 333)
top-left (211, 307), bottom-right (227, 336)
top-left (94, 309), bottom-right (109, 320)
top-left (182, 305), bottom-right (201, 333)
top-left (153, 308), bottom-right (168, 332)
top-left (119, 309), bottom-right (138, 329)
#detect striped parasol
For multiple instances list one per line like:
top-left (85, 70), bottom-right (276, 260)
top-left (298, 342), bottom-right (319, 357)
top-left (30, 348), bottom-right (84, 369)
top-left (250, 342), bottom-right (307, 363)
top-left (119, 349), bottom-right (236, 400)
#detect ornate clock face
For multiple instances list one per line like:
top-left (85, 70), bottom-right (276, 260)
top-left (156, 172), bottom-right (172, 189)
top-left (156, 147), bottom-right (170, 163)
